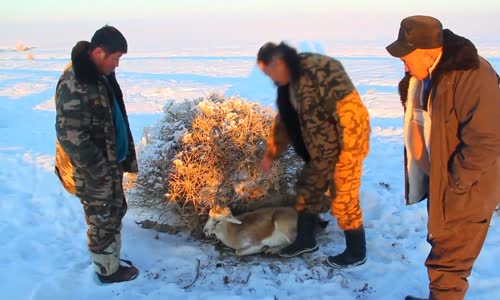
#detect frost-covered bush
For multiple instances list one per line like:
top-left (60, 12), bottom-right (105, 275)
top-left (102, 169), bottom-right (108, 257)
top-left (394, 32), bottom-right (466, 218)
top-left (131, 94), bottom-right (302, 237)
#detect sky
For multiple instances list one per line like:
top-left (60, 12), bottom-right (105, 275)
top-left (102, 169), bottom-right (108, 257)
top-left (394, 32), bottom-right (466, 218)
top-left (1, 0), bottom-right (499, 51)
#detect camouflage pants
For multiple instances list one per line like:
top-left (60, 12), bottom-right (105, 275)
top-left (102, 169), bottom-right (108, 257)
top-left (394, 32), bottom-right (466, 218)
top-left (329, 90), bottom-right (370, 230)
top-left (80, 173), bottom-right (127, 276)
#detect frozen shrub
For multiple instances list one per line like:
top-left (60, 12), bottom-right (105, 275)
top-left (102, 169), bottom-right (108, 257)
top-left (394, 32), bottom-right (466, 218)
top-left (131, 94), bottom-right (302, 237)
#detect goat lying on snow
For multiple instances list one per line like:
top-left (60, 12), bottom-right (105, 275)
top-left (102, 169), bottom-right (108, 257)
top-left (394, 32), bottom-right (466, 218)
top-left (203, 206), bottom-right (328, 256)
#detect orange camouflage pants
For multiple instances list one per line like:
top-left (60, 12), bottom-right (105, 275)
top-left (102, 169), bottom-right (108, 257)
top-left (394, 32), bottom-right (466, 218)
top-left (329, 91), bottom-right (370, 230)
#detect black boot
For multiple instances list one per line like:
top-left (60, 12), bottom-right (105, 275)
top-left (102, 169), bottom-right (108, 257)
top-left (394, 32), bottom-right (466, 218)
top-left (279, 212), bottom-right (319, 258)
top-left (404, 296), bottom-right (428, 300)
top-left (97, 259), bottom-right (139, 283)
top-left (327, 225), bottom-right (366, 268)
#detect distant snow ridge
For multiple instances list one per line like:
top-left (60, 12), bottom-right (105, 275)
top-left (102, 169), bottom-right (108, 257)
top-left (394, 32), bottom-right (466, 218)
top-left (15, 43), bottom-right (35, 52)
top-left (296, 40), bottom-right (326, 54)
top-left (21, 151), bottom-right (54, 172)
top-left (0, 83), bottom-right (51, 100)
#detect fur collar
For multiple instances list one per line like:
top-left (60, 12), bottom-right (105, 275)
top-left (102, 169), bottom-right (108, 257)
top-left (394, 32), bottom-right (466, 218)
top-left (433, 29), bottom-right (479, 74)
top-left (71, 41), bottom-right (101, 84)
top-left (399, 29), bottom-right (480, 108)
top-left (70, 41), bottom-right (124, 103)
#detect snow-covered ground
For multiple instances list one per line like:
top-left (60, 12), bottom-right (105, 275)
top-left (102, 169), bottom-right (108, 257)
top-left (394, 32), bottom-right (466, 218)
top-left (0, 45), bottom-right (499, 300)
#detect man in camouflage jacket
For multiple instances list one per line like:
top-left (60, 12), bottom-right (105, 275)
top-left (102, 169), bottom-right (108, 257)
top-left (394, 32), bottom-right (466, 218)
top-left (54, 26), bottom-right (139, 283)
top-left (257, 42), bottom-right (370, 268)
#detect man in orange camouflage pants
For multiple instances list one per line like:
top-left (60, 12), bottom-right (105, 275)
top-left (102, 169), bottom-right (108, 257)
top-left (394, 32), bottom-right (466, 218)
top-left (257, 42), bottom-right (370, 268)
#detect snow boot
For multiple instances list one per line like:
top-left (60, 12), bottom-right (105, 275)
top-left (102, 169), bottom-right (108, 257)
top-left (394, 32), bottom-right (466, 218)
top-left (279, 212), bottom-right (319, 258)
top-left (97, 259), bottom-right (139, 283)
top-left (327, 225), bottom-right (366, 268)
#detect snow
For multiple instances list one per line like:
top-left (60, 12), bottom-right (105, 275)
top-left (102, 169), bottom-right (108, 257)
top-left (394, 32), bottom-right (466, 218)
top-left (0, 44), bottom-right (499, 300)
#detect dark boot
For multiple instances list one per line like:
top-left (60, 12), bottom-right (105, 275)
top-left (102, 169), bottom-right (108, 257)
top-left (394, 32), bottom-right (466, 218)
top-left (279, 212), bottom-right (319, 258)
top-left (404, 296), bottom-right (428, 300)
top-left (97, 259), bottom-right (139, 283)
top-left (327, 225), bottom-right (366, 268)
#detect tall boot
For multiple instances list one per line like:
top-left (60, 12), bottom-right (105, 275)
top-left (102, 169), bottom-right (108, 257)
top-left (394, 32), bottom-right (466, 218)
top-left (279, 212), bottom-right (319, 258)
top-left (327, 225), bottom-right (366, 268)
top-left (91, 236), bottom-right (139, 283)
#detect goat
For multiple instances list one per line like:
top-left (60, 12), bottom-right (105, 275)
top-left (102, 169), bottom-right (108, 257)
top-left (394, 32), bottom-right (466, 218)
top-left (203, 206), bottom-right (297, 256)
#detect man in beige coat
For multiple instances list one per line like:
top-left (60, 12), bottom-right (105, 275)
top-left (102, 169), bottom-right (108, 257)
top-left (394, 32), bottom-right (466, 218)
top-left (387, 15), bottom-right (500, 300)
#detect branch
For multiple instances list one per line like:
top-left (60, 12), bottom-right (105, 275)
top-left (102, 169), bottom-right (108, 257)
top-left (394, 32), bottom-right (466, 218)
top-left (182, 258), bottom-right (201, 289)
top-left (243, 272), bottom-right (252, 285)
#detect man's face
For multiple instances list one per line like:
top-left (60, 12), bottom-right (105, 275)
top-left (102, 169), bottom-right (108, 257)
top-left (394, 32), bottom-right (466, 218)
top-left (92, 47), bottom-right (124, 75)
top-left (258, 58), bottom-right (290, 86)
top-left (400, 49), bottom-right (435, 80)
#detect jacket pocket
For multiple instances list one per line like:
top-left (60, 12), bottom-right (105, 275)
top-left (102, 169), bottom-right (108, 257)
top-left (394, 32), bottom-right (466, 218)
top-left (82, 163), bottom-right (120, 204)
top-left (443, 182), bottom-right (485, 224)
top-left (444, 185), bottom-right (467, 222)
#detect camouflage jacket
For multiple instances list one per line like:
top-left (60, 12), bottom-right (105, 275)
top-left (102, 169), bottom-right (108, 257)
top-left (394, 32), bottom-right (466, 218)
top-left (265, 53), bottom-right (357, 211)
top-left (54, 41), bottom-right (138, 201)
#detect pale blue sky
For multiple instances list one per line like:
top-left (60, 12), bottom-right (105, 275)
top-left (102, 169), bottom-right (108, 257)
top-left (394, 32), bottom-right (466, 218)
top-left (1, 0), bottom-right (499, 51)
top-left (2, 0), bottom-right (498, 21)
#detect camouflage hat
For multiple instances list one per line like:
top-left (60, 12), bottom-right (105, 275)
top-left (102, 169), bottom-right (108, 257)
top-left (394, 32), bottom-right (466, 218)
top-left (386, 15), bottom-right (443, 57)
